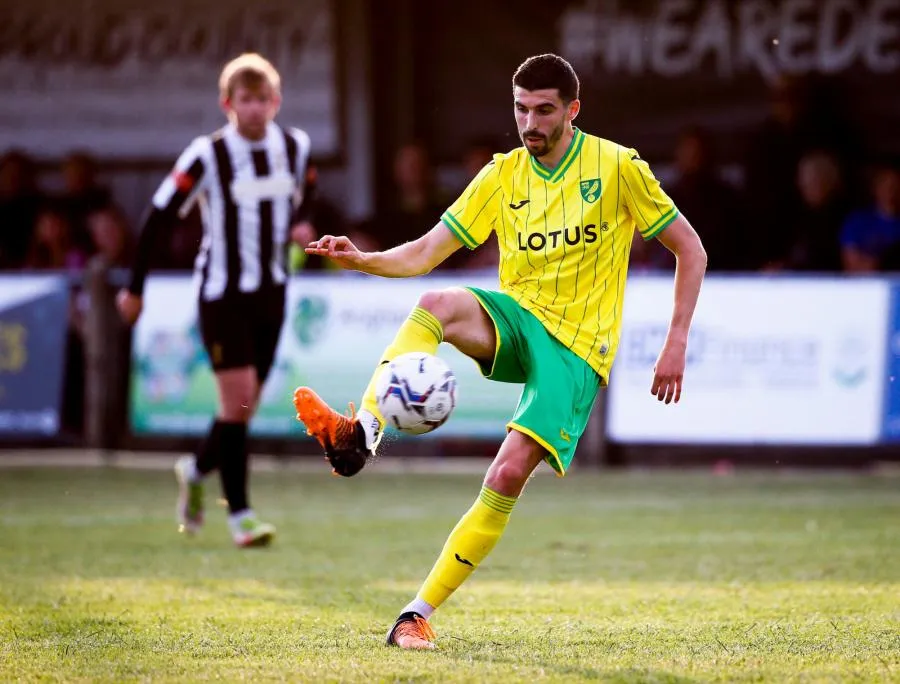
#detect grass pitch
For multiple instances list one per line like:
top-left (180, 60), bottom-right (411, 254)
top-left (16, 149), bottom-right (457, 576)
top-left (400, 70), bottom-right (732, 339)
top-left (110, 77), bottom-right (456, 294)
top-left (0, 464), bottom-right (898, 682)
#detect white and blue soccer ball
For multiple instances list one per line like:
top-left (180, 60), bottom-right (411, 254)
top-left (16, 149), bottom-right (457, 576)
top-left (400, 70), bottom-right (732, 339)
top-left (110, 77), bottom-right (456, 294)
top-left (375, 352), bottom-right (458, 435)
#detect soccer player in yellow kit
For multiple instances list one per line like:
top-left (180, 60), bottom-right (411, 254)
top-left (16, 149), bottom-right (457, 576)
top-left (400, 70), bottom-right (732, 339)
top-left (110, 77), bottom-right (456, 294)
top-left (294, 54), bottom-right (708, 649)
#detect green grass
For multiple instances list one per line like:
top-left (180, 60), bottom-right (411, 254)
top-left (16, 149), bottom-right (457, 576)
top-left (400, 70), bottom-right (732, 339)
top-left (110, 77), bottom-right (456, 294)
top-left (0, 466), bottom-right (898, 682)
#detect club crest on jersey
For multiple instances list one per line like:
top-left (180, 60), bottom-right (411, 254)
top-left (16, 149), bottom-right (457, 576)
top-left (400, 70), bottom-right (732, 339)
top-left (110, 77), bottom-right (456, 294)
top-left (580, 178), bottom-right (602, 203)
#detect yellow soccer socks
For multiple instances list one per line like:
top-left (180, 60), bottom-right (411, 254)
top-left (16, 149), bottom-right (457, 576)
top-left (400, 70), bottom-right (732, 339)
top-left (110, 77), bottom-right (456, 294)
top-left (359, 306), bottom-right (444, 431)
top-left (405, 486), bottom-right (516, 616)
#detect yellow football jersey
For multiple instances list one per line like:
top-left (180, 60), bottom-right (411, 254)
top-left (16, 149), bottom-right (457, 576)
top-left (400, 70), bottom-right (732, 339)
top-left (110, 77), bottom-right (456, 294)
top-left (441, 128), bottom-right (678, 380)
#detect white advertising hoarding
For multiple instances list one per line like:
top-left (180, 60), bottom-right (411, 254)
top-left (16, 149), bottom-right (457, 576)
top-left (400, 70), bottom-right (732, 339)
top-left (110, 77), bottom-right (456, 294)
top-left (607, 277), bottom-right (890, 445)
top-left (129, 273), bottom-right (522, 439)
top-left (132, 273), bottom-right (892, 445)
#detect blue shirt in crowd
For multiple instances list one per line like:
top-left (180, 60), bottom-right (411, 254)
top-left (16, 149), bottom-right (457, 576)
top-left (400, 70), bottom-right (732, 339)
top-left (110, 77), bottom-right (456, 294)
top-left (840, 209), bottom-right (900, 258)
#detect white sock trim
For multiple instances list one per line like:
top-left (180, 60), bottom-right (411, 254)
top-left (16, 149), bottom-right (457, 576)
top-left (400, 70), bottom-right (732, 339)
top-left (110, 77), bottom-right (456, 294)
top-left (187, 460), bottom-right (203, 483)
top-left (177, 455), bottom-right (203, 483)
top-left (357, 408), bottom-right (382, 450)
top-left (402, 597), bottom-right (435, 620)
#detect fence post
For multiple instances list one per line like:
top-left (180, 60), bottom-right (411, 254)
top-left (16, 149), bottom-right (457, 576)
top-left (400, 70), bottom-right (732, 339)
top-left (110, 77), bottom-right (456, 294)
top-left (84, 257), bottom-right (124, 455)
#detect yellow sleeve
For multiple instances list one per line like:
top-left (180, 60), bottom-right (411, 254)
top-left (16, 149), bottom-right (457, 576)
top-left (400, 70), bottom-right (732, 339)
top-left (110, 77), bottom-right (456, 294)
top-left (440, 160), bottom-right (502, 250)
top-left (621, 148), bottom-right (679, 241)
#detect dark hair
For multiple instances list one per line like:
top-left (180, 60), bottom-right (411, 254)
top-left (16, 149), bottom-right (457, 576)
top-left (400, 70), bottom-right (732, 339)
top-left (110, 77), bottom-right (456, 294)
top-left (872, 154), bottom-right (900, 175)
top-left (0, 149), bottom-right (35, 173)
top-left (512, 54), bottom-right (580, 103)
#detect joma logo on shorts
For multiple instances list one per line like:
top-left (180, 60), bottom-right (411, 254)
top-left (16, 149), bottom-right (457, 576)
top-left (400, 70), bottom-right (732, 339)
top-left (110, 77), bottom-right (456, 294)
top-left (517, 224), bottom-right (598, 251)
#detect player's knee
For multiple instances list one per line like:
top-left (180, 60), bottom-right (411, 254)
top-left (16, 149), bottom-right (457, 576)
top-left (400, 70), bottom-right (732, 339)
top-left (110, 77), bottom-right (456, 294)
top-left (485, 455), bottom-right (533, 496)
top-left (219, 390), bottom-right (256, 422)
top-left (416, 288), bottom-right (465, 327)
top-left (485, 431), bottom-right (546, 496)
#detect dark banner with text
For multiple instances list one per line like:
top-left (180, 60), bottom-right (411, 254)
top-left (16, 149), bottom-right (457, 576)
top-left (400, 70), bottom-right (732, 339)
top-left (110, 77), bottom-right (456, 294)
top-left (420, 0), bottom-right (899, 162)
top-left (0, 0), bottom-right (340, 161)
top-left (0, 276), bottom-right (69, 439)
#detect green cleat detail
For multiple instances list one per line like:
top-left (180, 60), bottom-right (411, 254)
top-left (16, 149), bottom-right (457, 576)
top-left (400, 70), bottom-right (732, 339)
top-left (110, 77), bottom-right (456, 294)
top-left (232, 515), bottom-right (276, 548)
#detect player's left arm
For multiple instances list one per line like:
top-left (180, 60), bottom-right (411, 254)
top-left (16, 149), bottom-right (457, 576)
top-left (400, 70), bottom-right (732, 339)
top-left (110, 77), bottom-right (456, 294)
top-left (652, 214), bottom-right (707, 404)
top-left (620, 147), bottom-right (707, 404)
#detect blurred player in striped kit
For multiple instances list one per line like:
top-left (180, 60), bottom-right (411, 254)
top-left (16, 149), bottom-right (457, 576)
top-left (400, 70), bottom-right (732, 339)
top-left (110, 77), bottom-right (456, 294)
top-left (119, 53), bottom-right (317, 548)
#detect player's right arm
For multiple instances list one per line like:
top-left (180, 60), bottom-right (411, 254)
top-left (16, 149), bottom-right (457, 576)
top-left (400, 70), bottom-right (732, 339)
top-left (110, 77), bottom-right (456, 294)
top-left (306, 159), bottom-right (501, 277)
top-left (118, 137), bottom-right (209, 324)
top-left (307, 222), bottom-right (464, 277)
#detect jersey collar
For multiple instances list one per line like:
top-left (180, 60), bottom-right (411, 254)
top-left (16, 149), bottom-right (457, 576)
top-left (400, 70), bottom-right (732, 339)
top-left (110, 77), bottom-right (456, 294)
top-left (529, 127), bottom-right (585, 183)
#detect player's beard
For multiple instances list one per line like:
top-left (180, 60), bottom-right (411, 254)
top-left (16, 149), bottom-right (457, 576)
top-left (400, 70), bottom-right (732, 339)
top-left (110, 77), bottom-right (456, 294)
top-left (521, 121), bottom-right (564, 159)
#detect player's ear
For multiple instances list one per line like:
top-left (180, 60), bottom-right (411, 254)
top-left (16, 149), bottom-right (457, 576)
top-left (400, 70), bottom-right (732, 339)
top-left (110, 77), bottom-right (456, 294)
top-left (271, 91), bottom-right (282, 116)
top-left (220, 96), bottom-right (231, 118)
top-left (567, 98), bottom-right (581, 123)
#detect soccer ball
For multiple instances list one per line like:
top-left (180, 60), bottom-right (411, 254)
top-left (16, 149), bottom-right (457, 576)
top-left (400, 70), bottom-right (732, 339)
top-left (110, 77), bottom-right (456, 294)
top-left (375, 352), bottom-right (458, 435)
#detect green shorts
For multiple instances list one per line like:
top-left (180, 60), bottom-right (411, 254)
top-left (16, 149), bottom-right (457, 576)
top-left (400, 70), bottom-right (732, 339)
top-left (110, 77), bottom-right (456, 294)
top-left (466, 287), bottom-right (602, 476)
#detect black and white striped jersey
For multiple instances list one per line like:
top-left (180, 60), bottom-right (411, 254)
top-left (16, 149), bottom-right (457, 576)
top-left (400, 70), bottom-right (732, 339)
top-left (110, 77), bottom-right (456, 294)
top-left (130, 121), bottom-right (313, 301)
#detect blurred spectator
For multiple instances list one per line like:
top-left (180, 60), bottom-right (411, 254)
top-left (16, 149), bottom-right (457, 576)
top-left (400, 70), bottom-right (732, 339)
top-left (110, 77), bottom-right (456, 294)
top-left (667, 126), bottom-right (747, 272)
top-left (376, 141), bottom-right (448, 249)
top-left (59, 151), bottom-right (112, 254)
top-left (842, 158), bottom-right (900, 273)
top-left (743, 75), bottom-right (861, 269)
top-left (25, 203), bottom-right (87, 271)
top-left (0, 150), bottom-right (44, 269)
top-left (25, 199), bottom-right (92, 436)
top-left (86, 204), bottom-right (133, 268)
top-left (461, 137), bottom-right (498, 186)
top-left (777, 151), bottom-right (847, 272)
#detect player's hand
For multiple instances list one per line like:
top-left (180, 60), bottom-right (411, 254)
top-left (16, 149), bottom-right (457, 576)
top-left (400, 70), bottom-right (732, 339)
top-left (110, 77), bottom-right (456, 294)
top-left (290, 221), bottom-right (316, 246)
top-left (651, 339), bottom-right (686, 404)
top-left (305, 234), bottom-right (366, 270)
top-left (116, 289), bottom-right (143, 326)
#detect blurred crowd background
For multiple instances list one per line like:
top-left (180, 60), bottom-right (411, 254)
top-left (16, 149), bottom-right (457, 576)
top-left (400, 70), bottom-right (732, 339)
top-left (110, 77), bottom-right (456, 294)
top-left (1, 0), bottom-right (899, 453)
top-left (4, 73), bottom-right (900, 277)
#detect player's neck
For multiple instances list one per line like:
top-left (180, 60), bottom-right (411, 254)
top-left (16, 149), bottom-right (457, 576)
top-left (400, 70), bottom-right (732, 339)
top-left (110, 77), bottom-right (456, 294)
top-left (536, 126), bottom-right (575, 170)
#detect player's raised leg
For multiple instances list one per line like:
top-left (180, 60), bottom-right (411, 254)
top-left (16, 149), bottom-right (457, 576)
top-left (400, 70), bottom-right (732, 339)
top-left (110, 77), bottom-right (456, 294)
top-left (293, 287), bottom-right (496, 475)
top-left (386, 429), bottom-right (546, 649)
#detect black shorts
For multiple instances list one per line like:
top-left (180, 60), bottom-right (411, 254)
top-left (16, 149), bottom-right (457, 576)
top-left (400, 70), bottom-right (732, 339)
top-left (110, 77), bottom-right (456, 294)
top-left (198, 287), bottom-right (286, 384)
